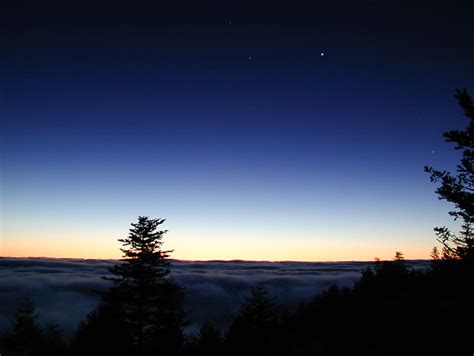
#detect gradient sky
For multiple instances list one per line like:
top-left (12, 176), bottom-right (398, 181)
top-left (2, 1), bottom-right (474, 260)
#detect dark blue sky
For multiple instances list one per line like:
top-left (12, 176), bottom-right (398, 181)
top-left (2, 1), bottom-right (474, 260)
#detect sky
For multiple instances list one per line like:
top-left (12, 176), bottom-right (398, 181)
top-left (1, 0), bottom-right (474, 261)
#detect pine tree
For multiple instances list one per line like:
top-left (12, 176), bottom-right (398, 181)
top-left (430, 246), bottom-right (440, 261)
top-left (236, 287), bottom-right (278, 328)
top-left (225, 287), bottom-right (279, 356)
top-left (106, 216), bottom-right (186, 353)
top-left (6, 297), bottom-right (43, 356)
top-left (394, 251), bottom-right (404, 262)
top-left (425, 89), bottom-right (474, 260)
top-left (71, 299), bottom-right (132, 356)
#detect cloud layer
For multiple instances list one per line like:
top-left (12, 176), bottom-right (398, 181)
top-left (0, 257), bottom-right (429, 336)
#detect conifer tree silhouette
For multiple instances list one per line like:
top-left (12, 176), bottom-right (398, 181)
top-left (6, 297), bottom-right (43, 356)
top-left (71, 297), bottom-right (132, 356)
top-left (106, 216), bottom-right (186, 354)
top-left (425, 89), bottom-right (474, 260)
top-left (225, 287), bottom-right (278, 356)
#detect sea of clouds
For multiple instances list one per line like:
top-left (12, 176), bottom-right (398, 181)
top-left (0, 257), bottom-right (429, 336)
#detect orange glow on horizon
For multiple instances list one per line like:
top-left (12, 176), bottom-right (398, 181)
top-left (1, 235), bottom-right (432, 262)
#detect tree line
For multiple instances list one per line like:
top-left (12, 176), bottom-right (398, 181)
top-left (1, 89), bottom-right (473, 355)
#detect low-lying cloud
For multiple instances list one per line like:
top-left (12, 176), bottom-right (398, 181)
top-left (0, 257), bottom-right (429, 336)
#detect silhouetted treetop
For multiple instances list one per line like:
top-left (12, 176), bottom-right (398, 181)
top-left (225, 286), bottom-right (280, 356)
top-left (109, 216), bottom-right (172, 281)
top-left (394, 251), bottom-right (404, 262)
top-left (237, 287), bottom-right (278, 327)
top-left (104, 216), bottom-right (186, 354)
top-left (4, 297), bottom-right (43, 356)
top-left (11, 297), bottom-right (42, 341)
top-left (425, 88), bottom-right (474, 260)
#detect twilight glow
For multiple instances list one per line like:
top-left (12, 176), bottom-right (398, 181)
top-left (2, 2), bottom-right (474, 261)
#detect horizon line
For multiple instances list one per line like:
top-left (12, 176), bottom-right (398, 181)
top-left (0, 255), bottom-right (431, 264)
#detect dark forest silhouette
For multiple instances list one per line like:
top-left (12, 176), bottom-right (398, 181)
top-left (1, 89), bottom-right (473, 355)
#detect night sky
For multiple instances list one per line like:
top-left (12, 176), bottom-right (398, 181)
top-left (2, 1), bottom-right (474, 260)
